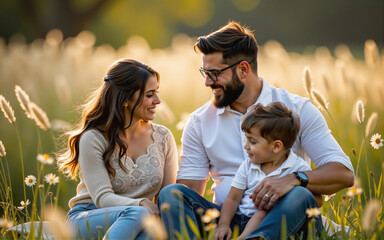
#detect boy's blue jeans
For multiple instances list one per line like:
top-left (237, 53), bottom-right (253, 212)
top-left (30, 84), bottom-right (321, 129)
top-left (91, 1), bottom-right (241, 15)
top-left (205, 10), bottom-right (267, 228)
top-left (67, 203), bottom-right (150, 240)
top-left (158, 184), bottom-right (322, 240)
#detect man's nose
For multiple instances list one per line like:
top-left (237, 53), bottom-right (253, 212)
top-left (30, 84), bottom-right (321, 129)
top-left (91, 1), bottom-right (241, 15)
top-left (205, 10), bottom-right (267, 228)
top-left (205, 76), bottom-right (215, 87)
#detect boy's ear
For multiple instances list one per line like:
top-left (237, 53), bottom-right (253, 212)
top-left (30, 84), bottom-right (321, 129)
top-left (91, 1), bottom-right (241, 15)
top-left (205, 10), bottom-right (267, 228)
top-left (272, 140), bottom-right (284, 153)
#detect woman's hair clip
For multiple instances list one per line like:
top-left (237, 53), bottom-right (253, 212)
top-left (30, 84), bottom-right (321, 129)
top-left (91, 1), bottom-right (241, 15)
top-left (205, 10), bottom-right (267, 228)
top-left (104, 76), bottom-right (109, 82)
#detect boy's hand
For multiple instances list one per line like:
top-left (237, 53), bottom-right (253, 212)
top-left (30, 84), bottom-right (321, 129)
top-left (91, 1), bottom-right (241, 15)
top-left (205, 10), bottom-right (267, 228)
top-left (215, 224), bottom-right (232, 240)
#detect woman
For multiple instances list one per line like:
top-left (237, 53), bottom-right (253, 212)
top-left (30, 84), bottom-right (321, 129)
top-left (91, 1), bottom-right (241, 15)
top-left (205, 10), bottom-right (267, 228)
top-left (57, 59), bottom-right (178, 239)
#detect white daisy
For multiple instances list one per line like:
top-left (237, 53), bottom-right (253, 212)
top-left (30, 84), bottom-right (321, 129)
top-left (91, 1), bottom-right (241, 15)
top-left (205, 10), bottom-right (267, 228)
top-left (324, 193), bottom-right (336, 202)
top-left (37, 153), bottom-right (54, 165)
top-left (17, 199), bottom-right (31, 210)
top-left (306, 207), bottom-right (321, 218)
top-left (44, 173), bottom-right (59, 185)
top-left (24, 175), bottom-right (36, 187)
top-left (347, 186), bottom-right (363, 197)
top-left (201, 208), bottom-right (220, 223)
top-left (370, 133), bottom-right (383, 149)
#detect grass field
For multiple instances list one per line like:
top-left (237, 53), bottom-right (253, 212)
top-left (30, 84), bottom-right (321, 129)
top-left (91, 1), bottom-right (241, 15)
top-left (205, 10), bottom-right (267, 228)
top-left (0, 30), bottom-right (383, 239)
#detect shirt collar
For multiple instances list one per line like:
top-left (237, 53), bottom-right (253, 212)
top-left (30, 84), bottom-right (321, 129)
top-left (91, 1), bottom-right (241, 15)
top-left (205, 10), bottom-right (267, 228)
top-left (250, 150), bottom-right (298, 171)
top-left (216, 77), bottom-right (273, 115)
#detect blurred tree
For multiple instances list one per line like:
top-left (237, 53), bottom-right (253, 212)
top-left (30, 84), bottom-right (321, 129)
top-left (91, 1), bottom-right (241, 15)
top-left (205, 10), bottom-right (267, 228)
top-left (14, 0), bottom-right (115, 37)
top-left (89, 0), bottom-right (213, 48)
top-left (0, 0), bottom-right (381, 49)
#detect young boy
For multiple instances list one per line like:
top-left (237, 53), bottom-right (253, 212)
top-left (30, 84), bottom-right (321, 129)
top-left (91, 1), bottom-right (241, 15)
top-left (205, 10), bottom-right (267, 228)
top-left (215, 102), bottom-right (318, 240)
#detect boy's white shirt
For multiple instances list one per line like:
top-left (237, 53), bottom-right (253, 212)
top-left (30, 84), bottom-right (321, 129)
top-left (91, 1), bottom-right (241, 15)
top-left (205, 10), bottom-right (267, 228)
top-left (231, 150), bottom-right (311, 217)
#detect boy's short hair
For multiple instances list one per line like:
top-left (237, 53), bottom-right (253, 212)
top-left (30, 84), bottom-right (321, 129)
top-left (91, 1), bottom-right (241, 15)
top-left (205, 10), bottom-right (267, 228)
top-left (241, 102), bottom-right (300, 150)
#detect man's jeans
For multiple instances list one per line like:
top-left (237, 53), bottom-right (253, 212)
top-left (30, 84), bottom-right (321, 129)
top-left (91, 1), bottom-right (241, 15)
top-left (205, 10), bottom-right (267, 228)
top-left (67, 203), bottom-right (150, 240)
top-left (158, 184), bottom-right (322, 240)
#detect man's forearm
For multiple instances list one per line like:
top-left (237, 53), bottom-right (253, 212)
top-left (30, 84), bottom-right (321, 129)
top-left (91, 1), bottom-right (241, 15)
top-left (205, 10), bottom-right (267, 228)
top-left (305, 162), bottom-right (354, 195)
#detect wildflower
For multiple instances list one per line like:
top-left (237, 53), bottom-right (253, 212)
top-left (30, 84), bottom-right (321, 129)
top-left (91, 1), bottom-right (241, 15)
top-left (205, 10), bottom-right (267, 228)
top-left (362, 199), bottom-right (381, 232)
top-left (0, 218), bottom-right (13, 229)
top-left (143, 215), bottom-right (167, 240)
top-left (96, 225), bottom-right (103, 231)
top-left (347, 186), bottom-right (363, 197)
top-left (43, 204), bottom-right (73, 239)
top-left (0, 95), bottom-right (16, 124)
top-left (311, 89), bottom-right (328, 110)
top-left (364, 39), bottom-right (380, 68)
top-left (51, 119), bottom-right (71, 132)
top-left (324, 193), bottom-right (336, 202)
top-left (160, 203), bottom-right (170, 212)
top-left (306, 207), bottom-right (321, 218)
top-left (356, 100), bottom-right (365, 123)
top-left (370, 133), bottom-right (383, 149)
top-left (54, 75), bottom-right (72, 105)
top-left (201, 208), bottom-right (220, 223)
top-left (171, 188), bottom-right (183, 198)
top-left (17, 199), bottom-right (31, 210)
top-left (14, 85), bottom-right (32, 119)
top-left (365, 112), bottom-right (378, 137)
top-left (38, 184), bottom-right (44, 188)
top-left (24, 175), bottom-right (37, 187)
top-left (196, 207), bottom-right (204, 215)
top-left (29, 102), bottom-right (51, 130)
top-left (322, 74), bottom-right (330, 92)
top-left (37, 153), bottom-right (54, 165)
top-left (44, 173), bottom-right (59, 185)
top-left (0, 140), bottom-right (6, 157)
top-left (204, 223), bottom-right (217, 231)
top-left (48, 192), bottom-right (53, 196)
top-left (303, 66), bottom-right (313, 96)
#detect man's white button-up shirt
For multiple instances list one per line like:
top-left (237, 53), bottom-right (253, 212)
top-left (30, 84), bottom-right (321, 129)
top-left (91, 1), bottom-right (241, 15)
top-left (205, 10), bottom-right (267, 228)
top-left (177, 79), bottom-right (354, 205)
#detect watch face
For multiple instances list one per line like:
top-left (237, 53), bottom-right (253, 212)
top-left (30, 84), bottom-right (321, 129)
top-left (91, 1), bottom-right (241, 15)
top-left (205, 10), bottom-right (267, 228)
top-left (298, 172), bottom-right (308, 181)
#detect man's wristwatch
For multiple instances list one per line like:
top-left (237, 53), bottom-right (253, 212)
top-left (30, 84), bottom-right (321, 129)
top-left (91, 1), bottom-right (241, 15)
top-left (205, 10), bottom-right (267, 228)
top-left (294, 171), bottom-right (309, 187)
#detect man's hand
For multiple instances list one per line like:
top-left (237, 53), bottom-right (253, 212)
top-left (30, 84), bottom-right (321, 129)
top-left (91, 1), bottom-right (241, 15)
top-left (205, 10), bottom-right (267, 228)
top-left (215, 224), bottom-right (232, 240)
top-left (250, 174), bottom-right (299, 209)
top-left (139, 199), bottom-right (160, 215)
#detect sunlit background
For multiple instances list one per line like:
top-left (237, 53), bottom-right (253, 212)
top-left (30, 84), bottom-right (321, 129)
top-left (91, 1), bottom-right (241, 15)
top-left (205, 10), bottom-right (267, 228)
top-left (0, 0), bottom-right (383, 238)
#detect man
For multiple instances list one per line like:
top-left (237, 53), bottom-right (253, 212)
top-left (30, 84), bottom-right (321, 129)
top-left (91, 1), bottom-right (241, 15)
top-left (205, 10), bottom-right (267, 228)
top-left (158, 21), bottom-right (354, 239)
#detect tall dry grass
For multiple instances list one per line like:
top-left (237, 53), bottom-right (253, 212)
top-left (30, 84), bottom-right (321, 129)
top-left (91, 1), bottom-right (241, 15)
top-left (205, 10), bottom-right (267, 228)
top-left (0, 29), bottom-right (383, 239)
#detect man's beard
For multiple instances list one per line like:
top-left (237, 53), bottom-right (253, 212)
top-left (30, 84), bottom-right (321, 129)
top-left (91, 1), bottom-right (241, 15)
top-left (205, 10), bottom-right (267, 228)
top-left (212, 73), bottom-right (244, 108)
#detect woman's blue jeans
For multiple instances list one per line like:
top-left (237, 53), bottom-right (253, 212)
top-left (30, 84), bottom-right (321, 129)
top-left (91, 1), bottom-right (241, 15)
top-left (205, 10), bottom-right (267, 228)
top-left (67, 203), bottom-right (150, 240)
top-left (157, 184), bottom-right (322, 240)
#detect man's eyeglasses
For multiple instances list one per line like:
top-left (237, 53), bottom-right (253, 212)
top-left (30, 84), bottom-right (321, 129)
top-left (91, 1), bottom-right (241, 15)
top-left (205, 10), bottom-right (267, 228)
top-left (199, 60), bottom-right (243, 82)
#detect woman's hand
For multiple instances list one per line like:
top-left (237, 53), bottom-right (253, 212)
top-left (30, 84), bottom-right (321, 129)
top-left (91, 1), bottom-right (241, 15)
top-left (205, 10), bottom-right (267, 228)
top-left (139, 199), bottom-right (160, 215)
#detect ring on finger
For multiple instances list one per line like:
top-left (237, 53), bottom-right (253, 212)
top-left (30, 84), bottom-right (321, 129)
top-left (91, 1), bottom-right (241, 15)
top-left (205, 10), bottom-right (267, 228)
top-left (264, 193), bottom-right (269, 198)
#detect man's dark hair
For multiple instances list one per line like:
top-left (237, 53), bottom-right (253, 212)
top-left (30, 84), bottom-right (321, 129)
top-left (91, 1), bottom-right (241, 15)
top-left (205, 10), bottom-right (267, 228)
top-left (194, 21), bottom-right (258, 73)
top-left (241, 102), bottom-right (300, 150)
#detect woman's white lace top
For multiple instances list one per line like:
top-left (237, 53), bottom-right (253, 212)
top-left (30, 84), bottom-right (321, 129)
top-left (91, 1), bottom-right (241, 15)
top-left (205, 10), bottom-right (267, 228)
top-left (68, 124), bottom-right (178, 208)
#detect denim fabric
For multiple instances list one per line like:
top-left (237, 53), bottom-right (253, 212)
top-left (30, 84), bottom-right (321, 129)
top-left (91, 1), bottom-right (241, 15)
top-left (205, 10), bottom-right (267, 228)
top-left (67, 203), bottom-right (150, 240)
top-left (158, 184), bottom-right (322, 240)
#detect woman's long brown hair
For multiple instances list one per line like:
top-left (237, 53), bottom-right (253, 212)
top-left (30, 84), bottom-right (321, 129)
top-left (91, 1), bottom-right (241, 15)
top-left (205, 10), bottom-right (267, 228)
top-left (57, 59), bottom-right (159, 179)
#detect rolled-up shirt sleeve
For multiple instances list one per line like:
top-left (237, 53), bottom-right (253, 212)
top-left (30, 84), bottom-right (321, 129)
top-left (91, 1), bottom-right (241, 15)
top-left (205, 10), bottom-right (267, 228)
top-left (177, 114), bottom-right (210, 180)
top-left (299, 102), bottom-right (354, 174)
